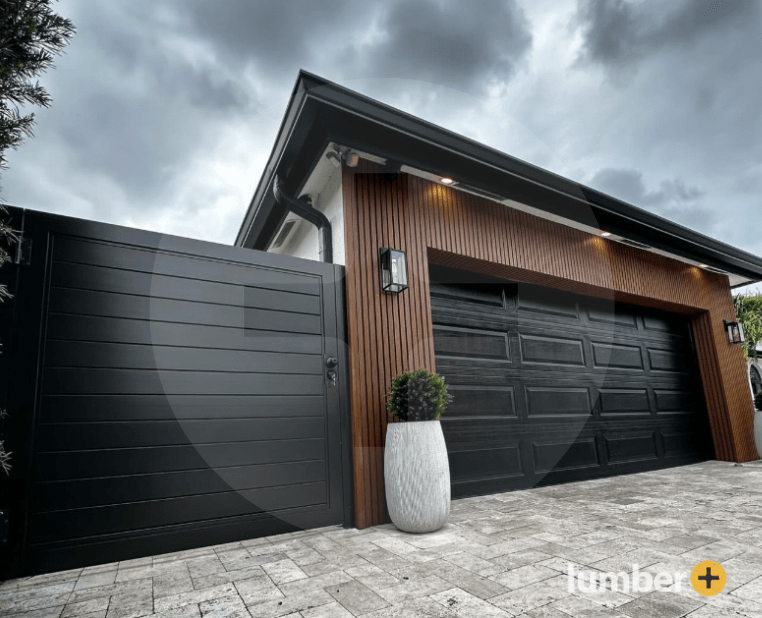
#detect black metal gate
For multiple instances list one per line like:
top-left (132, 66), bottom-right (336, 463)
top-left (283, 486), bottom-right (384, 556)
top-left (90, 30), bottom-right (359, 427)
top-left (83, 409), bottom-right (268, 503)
top-left (0, 207), bottom-right (351, 577)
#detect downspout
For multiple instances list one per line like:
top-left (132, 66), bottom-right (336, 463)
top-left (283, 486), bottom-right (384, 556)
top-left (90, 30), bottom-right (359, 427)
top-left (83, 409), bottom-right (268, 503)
top-left (273, 175), bottom-right (333, 263)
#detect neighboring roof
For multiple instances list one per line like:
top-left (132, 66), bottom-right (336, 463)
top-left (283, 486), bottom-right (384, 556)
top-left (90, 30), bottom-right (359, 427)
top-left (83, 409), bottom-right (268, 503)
top-left (236, 70), bottom-right (762, 287)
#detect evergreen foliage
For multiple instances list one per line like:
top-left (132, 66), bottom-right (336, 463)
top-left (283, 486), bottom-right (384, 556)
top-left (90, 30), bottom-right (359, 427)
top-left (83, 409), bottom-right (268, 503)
top-left (387, 369), bottom-right (453, 422)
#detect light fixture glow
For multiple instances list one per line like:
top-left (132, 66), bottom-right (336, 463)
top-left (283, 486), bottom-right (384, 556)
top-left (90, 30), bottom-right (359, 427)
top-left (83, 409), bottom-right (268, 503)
top-left (600, 232), bottom-right (611, 237)
top-left (698, 264), bottom-right (708, 268)
top-left (440, 177), bottom-right (454, 185)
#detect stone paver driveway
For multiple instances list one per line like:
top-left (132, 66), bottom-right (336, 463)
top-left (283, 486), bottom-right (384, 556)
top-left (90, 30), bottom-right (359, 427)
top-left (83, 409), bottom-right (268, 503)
top-left (3, 460), bottom-right (762, 618)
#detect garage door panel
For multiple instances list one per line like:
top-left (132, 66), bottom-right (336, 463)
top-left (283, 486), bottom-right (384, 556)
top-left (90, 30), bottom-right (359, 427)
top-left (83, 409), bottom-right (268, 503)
top-left (525, 387), bottom-right (592, 417)
top-left (531, 437), bottom-right (600, 474)
top-left (643, 314), bottom-right (686, 335)
top-left (520, 334), bottom-right (586, 366)
top-left (587, 301), bottom-right (638, 328)
top-left (442, 419), bottom-right (522, 444)
top-left (649, 349), bottom-right (691, 373)
top-left (430, 305), bottom-right (513, 332)
top-left (434, 325), bottom-right (510, 361)
top-left (605, 432), bottom-right (659, 464)
top-left (430, 281), bottom-right (506, 307)
top-left (448, 446), bottom-right (523, 483)
top-left (662, 430), bottom-right (708, 458)
top-left (599, 389), bottom-right (651, 415)
top-left (654, 390), bottom-right (693, 414)
top-left (431, 267), bottom-right (711, 499)
top-left (518, 286), bottom-right (579, 320)
top-left (446, 385), bottom-right (517, 418)
top-left (592, 342), bottom-right (644, 370)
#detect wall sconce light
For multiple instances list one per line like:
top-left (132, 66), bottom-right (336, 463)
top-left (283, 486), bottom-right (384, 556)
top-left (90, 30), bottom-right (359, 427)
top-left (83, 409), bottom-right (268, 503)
top-left (379, 247), bottom-right (408, 293)
top-left (724, 320), bottom-right (745, 344)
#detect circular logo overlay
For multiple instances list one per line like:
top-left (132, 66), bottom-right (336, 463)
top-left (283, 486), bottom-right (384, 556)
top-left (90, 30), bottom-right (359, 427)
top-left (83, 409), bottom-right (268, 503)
top-left (691, 561), bottom-right (727, 596)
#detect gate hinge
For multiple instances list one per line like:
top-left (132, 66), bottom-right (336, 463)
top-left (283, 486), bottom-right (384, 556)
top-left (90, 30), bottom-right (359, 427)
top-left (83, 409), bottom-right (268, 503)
top-left (13, 236), bottom-right (31, 266)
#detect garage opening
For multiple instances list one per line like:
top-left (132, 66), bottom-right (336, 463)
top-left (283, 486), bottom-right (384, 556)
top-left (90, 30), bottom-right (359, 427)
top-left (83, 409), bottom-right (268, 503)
top-left (429, 264), bottom-right (714, 499)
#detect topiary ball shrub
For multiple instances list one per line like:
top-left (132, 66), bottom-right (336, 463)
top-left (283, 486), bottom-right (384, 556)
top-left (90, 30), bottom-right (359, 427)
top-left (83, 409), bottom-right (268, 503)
top-left (387, 369), bottom-right (453, 422)
top-left (755, 391), bottom-right (762, 412)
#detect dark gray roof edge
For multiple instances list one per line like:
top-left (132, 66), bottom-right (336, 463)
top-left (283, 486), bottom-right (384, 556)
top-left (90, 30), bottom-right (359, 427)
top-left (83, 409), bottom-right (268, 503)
top-left (236, 70), bottom-right (762, 284)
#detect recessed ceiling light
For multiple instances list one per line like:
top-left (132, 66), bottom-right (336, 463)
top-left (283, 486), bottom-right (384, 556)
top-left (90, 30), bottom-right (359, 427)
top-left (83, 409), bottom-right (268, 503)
top-left (698, 264), bottom-right (708, 268)
top-left (440, 177), bottom-right (455, 185)
top-left (600, 231), bottom-right (612, 237)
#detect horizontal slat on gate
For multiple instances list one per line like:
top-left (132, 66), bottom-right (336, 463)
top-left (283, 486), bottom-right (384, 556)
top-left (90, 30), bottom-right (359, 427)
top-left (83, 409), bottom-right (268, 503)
top-left (39, 395), bottom-right (325, 422)
top-left (48, 287), bottom-right (321, 334)
top-left (29, 482), bottom-right (327, 544)
top-left (46, 314), bottom-right (322, 354)
top-left (44, 341), bottom-right (323, 374)
top-left (42, 368), bottom-right (325, 395)
top-left (53, 237), bottom-right (320, 295)
top-left (32, 461), bottom-right (326, 511)
top-left (35, 439), bottom-right (327, 480)
top-left (36, 418), bottom-right (325, 451)
top-left (51, 261), bottom-right (322, 313)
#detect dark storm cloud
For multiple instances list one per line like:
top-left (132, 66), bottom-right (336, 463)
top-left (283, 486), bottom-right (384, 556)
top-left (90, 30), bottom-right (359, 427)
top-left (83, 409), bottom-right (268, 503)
top-left (575, 0), bottom-right (761, 75)
top-left (32, 3), bottom-right (255, 202)
top-left (181, 0), bottom-right (532, 94)
top-left (352, 0), bottom-right (532, 92)
top-left (181, 0), bottom-right (367, 74)
top-left (18, 0), bottom-right (531, 211)
top-left (589, 168), bottom-right (717, 232)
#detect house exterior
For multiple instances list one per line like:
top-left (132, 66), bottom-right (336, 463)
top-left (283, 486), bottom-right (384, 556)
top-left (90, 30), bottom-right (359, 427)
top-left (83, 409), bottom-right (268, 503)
top-left (237, 71), bottom-right (762, 530)
top-left (5, 70), bottom-right (762, 578)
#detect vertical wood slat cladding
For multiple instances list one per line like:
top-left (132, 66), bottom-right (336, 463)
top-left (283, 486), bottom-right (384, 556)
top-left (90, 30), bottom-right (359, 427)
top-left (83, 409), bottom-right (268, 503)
top-left (343, 162), bottom-right (755, 529)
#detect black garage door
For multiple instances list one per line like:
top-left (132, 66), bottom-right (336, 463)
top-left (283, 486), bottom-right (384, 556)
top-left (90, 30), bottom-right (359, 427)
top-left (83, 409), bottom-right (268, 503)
top-left (430, 265), bottom-right (713, 499)
top-left (1, 208), bottom-right (351, 577)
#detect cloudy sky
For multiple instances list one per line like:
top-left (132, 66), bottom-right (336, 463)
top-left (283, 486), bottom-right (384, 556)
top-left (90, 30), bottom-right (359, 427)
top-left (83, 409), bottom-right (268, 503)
top-left (3, 0), bottom-right (762, 289)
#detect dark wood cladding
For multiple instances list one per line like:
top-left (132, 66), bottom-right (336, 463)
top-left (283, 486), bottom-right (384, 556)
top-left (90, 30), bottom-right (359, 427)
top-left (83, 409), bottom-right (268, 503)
top-left (342, 162), bottom-right (756, 529)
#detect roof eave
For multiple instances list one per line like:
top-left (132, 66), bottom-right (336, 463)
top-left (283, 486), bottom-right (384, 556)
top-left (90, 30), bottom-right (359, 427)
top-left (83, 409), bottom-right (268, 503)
top-left (236, 71), bottom-right (762, 285)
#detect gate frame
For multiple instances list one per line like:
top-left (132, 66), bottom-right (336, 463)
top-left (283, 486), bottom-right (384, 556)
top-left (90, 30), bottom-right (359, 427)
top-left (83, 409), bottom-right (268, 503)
top-left (0, 206), bottom-right (354, 578)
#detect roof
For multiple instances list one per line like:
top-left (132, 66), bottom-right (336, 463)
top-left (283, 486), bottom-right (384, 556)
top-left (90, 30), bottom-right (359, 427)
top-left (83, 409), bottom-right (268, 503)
top-left (236, 70), bottom-right (762, 288)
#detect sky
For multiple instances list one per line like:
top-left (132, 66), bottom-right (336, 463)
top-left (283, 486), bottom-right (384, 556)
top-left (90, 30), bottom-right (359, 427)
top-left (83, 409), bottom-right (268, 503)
top-left (3, 0), bottom-right (762, 291)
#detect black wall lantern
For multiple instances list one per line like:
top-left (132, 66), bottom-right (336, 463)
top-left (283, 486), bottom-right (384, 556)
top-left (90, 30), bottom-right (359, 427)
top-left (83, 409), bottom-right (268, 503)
top-left (379, 247), bottom-right (408, 293)
top-left (724, 320), bottom-right (745, 344)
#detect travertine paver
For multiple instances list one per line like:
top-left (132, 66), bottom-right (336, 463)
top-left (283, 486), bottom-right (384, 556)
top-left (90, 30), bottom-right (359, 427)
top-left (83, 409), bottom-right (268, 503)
top-left (3, 461), bottom-right (762, 617)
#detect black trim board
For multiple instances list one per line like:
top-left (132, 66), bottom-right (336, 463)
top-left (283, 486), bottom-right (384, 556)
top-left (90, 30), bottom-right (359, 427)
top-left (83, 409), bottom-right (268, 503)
top-left (236, 71), bottom-right (762, 284)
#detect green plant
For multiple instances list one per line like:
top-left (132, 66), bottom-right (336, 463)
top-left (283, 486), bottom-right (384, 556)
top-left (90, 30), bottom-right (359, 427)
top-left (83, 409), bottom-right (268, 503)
top-left (733, 290), bottom-right (762, 362)
top-left (755, 391), bottom-right (762, 412)
top-left (387, 369), bottom-right (453, 422)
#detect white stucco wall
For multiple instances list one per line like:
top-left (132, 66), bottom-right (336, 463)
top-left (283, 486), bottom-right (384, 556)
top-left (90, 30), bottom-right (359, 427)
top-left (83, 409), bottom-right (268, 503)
top-left (270, 164), bottom-right (345, 265)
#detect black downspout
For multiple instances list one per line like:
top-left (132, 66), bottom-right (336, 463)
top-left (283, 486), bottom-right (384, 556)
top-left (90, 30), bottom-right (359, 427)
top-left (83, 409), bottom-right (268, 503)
top-left (273, 175), bottom-right (333, 263)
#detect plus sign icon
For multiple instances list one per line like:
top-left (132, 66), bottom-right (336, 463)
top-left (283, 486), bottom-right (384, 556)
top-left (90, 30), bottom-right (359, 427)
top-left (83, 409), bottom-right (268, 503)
top-left (691, 560), bottom-right (727, 596)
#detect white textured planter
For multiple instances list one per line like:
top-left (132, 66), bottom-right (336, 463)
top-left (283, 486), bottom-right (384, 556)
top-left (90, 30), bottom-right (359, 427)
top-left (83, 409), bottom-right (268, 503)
top-left (755, 410), bottom-right (762, 460)
top-left (384, 421), bottom-right (450, 533)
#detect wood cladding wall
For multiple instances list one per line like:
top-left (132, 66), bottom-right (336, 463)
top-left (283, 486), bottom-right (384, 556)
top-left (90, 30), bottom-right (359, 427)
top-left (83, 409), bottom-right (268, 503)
top-left (342, 162), bottom-right (756, 529)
